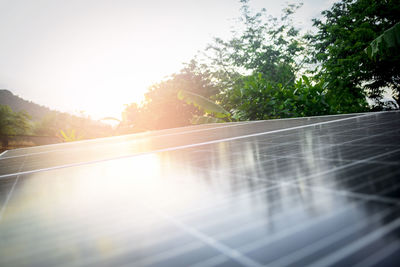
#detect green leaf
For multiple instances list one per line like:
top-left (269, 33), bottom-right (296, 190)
top-left (302, 75), bottom-right (311, 87)
top-left (365, 22), bottom-right (400, 60)
top-left (177, 90), bottom-right (230, 118)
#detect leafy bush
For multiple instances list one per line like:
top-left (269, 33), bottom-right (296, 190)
top-left (226, 73), bottom-right (336, 120)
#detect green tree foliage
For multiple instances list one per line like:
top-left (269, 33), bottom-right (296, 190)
top-left (205, 0), bottom-right (307, 93)
top-left (0, 105), bottom-right (31, 136)
top-left (199, 0), bottom-right (338, 120)
top-left (0, 105), bottom-right (31, 147)
top-left (122, 60), bottom-right (220, 131)
top-left (365, 22), bottom-right (400, 60)
top-left (226, 73), bottom-right (332, 120)
top-left (308, 0), bottom-right (400, 109)
top-left (125, 0), bottom-right (400, 128)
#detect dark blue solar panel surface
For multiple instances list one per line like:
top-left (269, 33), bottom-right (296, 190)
top-left (0, 111), bottom-right (399, 267)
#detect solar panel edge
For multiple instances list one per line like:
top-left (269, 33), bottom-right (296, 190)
top-left (0, 112), bottom-right (380, 179)
top-left (2, 111), bottom-right (377, 157)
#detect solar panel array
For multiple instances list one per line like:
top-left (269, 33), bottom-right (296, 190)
top-left (0, 111), bottom-right (399, 267)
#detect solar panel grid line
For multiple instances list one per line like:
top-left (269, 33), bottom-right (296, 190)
top-left (0, 121), bottom-right (259, 160)
top-left (105, 210), bottom-right (261, 266)
top-left (315, 117), bottom-right (395, 132)
top-left (0, 183), bottom-right (290, 264)
top-left (268, 148), bottom-right (400, 201)
top-left (89, 187), bottom-right (272, 262)
top-left (3, 120), bottom-right (255, 157)
top-left (5, 110), bottom-right (378, 158)
top-left (290, 157), bottom-right (400, 199)
top-left (76, 169), bottom-right (382, 266)
top-left (311, 131), bottom-right (400, 144)
top-left (351, 239), bottom-right (400, 267)
top-left (175, 170), bottom-right (400, 267)
top-left (301, 164), bottom-right (395, 190)
top-left (1, 199), bottom-right (164, 245)
top-left (0, 112), bottom-right (376, 179)
top-left (316, 128), bottom-right (400, 144)
top-left (345, 137), bottom-right (400, 147)
top-left (349, 168), bottom-right (400, 192)
top-left (227, 201), bottom-right (389, 258)
top-left (196, 193), bottom-right (337, 237)
top-left (189, 147), bottom-right (400, 204)
top-left (0, 167), bottom-right (269, 235)
top-left (188, 200), bottom-right (365, 267)
top-left (140, 184), bottom-right (391, 266)
top-left (1, 184), bottom-right (271, 247)
top-left (276, 179), bottom-right (400, 206)
top-left (53, 228), bottom-right (199, 266)
top-left (195, 206), bottom-right (396, 267)
top-left (170, 184), bottom-right (275, 218)
top-left (76, 241), bottom-right (207, 267)
top-left (0, 115), bottom-right (362, 160)
top-left (0, 150), bottom-right (7, 158)
top-left (17, 184), bottom-right (288, 267)
top-left (305, 216), bottom-right (400, 267)
top-left (2, 210), bottom-right (206, 267)
top-left (296, 144), bottom-right (399, 163)
top-left (2, 178), bottom-right (328, 266)
top-left (45, 196), bottom-right (396, 267)
top-left (295, 166), bottom-right (400, 203)
top-left (180, 142), bottom-right (299, 167)
top-left (4, 111), bottom-right (398, 180)
top-left (264, 206), bottom-right (397, 267)
top-left (187, 140), bottom-right (336, 170)
top-left (270, 125), bottom-right (400, 156)
top-left (189, 254), bottom-right (230, 267)
top-left (1, 176), bottom-right (268, 231)
top-left (265, 153), bottom-right (400, 167)
top-left (0, 118), bottom-right (329, 164)
top-left (134, 205), bottom-right (265, 267)
top-left (0, 111), bottom-right (378, 162)
top-left (0, 156), bottom-right (26, 222)
top-left (178, 184), bottom-right (319, 228)
top-left (190, 120), bottom-right (400, 169)
top-left (74, 188), bottom-right (337, 267)
top-left (269, 161), bottom-right (386, 191)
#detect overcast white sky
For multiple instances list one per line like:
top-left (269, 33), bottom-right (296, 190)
top-left (0, 0), bottom-right (336, 119)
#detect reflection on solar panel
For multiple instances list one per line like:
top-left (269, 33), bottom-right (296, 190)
top-left (0, 111), bottom-right (400, 267)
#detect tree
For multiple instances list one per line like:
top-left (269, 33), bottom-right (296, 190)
top-left (122, 60), bottom-right (220, 131)
top-left (0, 105), bottom-right (31, 147)
top-left (308, 0), bottom-right (400, 110)
top-left (34, 111), bottom-right (113, 139)
top-left (200, 0), bottom-right (318, 120)
top-left (206, 0), bottom-right (306, 82)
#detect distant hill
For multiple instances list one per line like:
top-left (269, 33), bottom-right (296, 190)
top-left (0, 89), bottom-right (52, 121)
top-left (0, 89), bottom-right (113, 140)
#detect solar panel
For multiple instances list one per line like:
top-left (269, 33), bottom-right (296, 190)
top-left (0, 111), bottom-right (399, 267)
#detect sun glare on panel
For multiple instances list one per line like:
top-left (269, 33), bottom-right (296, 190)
top-left (21, 153), bottom-right (203, 224)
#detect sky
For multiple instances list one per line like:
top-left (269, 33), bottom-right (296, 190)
top-left (0, 0), bottom-right (336, 120)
